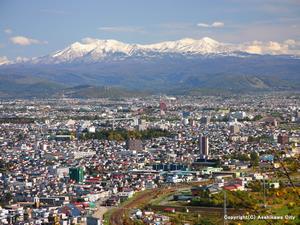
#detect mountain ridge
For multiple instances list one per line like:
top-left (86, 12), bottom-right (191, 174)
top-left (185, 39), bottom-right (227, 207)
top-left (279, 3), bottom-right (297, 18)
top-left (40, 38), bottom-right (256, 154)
top-left (0, 37), bottom-right (299, 97)
top-left (30, 37), bottom-right (234, 64)
top-left (2, 37), bottom-right (299, 65)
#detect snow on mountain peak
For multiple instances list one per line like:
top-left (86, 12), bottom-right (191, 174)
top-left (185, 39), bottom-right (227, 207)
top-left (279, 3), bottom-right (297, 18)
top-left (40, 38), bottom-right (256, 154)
top-left (89, 39), bottom-right (133, 54)
top-left (49, 38), bottom-right (135, 62)
top-left (202, 37), bottom-right (218, 43)
top-left (30, 37), bottom-right (278, 64)
top-left (69, 37), bottom-right (225, 55)
top-left (141, 37), bottom-right (227, 54)
top-left (51, 41), bottom-right (95, 61)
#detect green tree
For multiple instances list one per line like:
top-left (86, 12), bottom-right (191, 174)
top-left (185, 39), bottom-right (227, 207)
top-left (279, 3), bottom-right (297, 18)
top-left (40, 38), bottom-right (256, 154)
top-left (196, 218), bottom-right (215, 225)
top-left (250, 151), bottom-right (259, 166)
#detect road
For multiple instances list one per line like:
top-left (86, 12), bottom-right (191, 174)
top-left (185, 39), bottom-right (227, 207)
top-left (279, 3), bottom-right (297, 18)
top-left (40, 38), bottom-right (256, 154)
top-left (92, 197), bottom-right (113, 222)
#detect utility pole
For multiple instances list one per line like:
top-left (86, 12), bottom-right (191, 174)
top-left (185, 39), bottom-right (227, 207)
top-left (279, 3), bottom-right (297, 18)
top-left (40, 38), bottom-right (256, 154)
top-left (224, 190), bottom-right (227, 225)
top-left (263, 174), bottom-right (267, 208)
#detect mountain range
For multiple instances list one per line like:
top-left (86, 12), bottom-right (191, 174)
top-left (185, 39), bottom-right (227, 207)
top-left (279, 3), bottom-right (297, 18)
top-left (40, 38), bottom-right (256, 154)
top-left (0, 37), bottom-right (300, 98)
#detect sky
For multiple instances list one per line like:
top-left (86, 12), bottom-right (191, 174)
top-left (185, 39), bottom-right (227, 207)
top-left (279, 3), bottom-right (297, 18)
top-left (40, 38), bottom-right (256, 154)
top-left (0, 0), bottom-right (300, 59)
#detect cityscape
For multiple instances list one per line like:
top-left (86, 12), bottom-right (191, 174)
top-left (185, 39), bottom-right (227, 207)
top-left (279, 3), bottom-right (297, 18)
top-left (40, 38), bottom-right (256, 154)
top-left (0, 94), bottom-right (299, 224)
top-left (0, 0), bottom-right (300, 225)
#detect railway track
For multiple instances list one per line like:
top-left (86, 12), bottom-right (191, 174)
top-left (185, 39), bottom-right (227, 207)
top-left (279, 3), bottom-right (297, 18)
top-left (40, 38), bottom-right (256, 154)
top-left (109, 181), bottom-right (212, 225)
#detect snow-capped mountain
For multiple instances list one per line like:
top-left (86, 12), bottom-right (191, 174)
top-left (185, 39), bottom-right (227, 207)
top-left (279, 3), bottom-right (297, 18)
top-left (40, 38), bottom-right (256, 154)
top-left (0, 37), bottom-right (299, 98)
top-left (140, 37), bottom-right (231, 54)
top-left (47, 39), bottom-right (135, 63)
top-left (3, 37), bottom-right (299, 65)
top-left (32, 37), bottom-right (237, 64)
top-left (1, 37), bottom-right (299, 66)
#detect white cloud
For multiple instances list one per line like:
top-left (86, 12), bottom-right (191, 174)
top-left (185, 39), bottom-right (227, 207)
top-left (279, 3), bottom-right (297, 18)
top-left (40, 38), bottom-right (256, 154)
top-left (10, 36), bottom-right (48, 46)
top-left (197, 23), bottom-right (210, 28)
top-left (268, 41), bottom-right (282, 51)
top-left (4, 28), bottom-right (12, 34)
top-left (241, 39), bottom-right (300, 55)
top-left (211, 22), bottom-right (224, 27)
top-left (285, 39), bottom-right (296, 45)
top-left (98, 26), bottom-right (143, 33)
top-left (197, 21), bottom-right (224, 28)
top-left (0, 56), bottom-right (10, 65)
top-left (245, 44), bottom-right (262, 54)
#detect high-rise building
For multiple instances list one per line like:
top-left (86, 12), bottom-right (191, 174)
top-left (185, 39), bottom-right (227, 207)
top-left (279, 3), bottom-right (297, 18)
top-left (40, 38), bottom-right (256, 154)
top-left (189, 118), bottom-right (196, 127)
top-left (136, 119), bottom-right (147, 131)
top-left (200, 116), bottom-right (211, 125)
top-left (277, 134), bottom-right (289, 145)
top-left (69, 167), bottom-right (84, 183)
top-left (199, 135), bottom-right (209, 159)
top-left (160, 100), bottom-right (167, 112)
top-left (230, 124), bottom-right (240, 134)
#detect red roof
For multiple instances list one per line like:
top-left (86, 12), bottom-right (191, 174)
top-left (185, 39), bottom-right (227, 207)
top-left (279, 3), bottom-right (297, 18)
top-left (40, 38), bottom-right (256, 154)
top-left (223, 185), bottom-right (237, 190)
top-left (85, 178), bottom-right (100, 183)
top-left (164, 208), bottom-right (175, 212)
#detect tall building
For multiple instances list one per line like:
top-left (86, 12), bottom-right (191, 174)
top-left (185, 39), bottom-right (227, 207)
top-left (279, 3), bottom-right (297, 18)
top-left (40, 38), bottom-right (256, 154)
top-left (199, 135), bottom-right (209, 159)
top-left (277, 134), bottom-right (289, 145)
top-left (189, 118), bottom-right (196, 127)
top-left (69, 167), bottom-right (84, 183)
top-left (200, 116), bottom-right (210, 125)
top-left (160, 100), bottom-right (167, 112)
top-left (136, 118), bottom-right (147, 131)
top-left (229, 124), bottom-right (240, 134)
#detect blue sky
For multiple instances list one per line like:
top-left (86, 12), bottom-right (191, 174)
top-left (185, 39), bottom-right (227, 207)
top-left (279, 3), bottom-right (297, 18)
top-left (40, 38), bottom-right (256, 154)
top-left (1, 0), bottom-right (300, 59)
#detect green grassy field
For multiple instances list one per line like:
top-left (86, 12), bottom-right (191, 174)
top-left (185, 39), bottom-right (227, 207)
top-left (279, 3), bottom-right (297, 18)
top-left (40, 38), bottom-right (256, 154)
top-left (145, 186), bottom-right (300, 225)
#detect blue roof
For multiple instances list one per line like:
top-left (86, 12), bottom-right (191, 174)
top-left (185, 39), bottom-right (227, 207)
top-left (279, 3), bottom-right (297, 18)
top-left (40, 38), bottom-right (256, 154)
top-left (58, 204), bottom-right (81, 217)
top-left (260, 155), bottom-right (274, 161)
